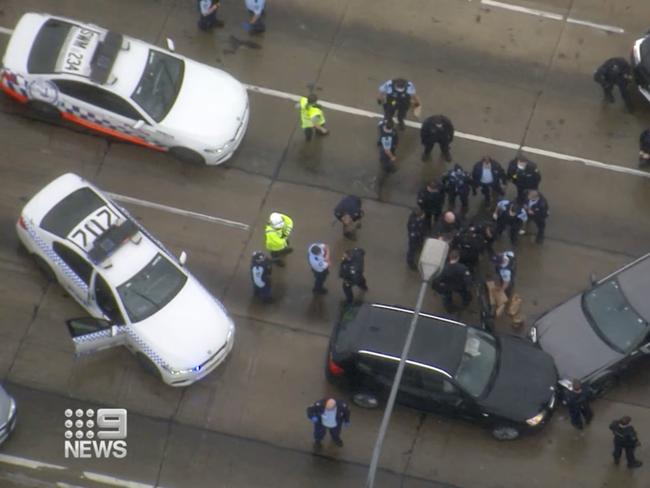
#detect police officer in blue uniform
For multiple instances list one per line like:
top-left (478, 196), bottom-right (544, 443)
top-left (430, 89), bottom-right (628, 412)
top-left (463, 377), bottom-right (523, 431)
top-left (494, 199), bottom-right (527, 246)
top-left (420, 115), bottom-right (454, 162)
top-left (377, 78), bottom-right (420, 130)
top-left (198, 0), bottom-right (223, 30)
top-left (471, 156), bottom-right (507, 205)
top-left (493, 251), bottom-right (516, 298)
top-left (339, 248), bottom-right (367, 304)
top-left (525, 190), bottom-right (549, 244)
top-left (506, 156), bottom-right (542, 204)
top-left (406, 208), bottom-right (427, 270)
top-left (442, 163), bottom-right (472, 213)
top-left (250, 251), bottom-right (272, 302)
top-left (594, 57), bottom-right (634, 111)
top-left (377, 118), bottom-right (399, 173)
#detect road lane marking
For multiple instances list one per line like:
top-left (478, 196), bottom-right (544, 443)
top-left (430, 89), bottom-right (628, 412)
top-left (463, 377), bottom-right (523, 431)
top-left (0, 453), bottom-right (66, 470)
top-left (480, 0), bottom-right (624, 33)
top-left (106, 192), bottom-right (250, 231)
top-left (246, 83), bottom-right (650, 179)
top-left (481, 0), bottom-right (562, 20)
top-left (82, 471), bottom-right (161, 488)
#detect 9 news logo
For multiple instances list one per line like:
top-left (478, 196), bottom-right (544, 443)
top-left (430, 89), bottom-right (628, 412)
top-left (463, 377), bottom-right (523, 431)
top-left (63, 408), bottom-right (127, 459)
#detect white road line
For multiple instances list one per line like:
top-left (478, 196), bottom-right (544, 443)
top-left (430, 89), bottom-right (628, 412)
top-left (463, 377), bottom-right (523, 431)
top-left (82, 471), bottom-right (162, 488)
top-left (106, 192), bottom-right (250, 231)
top-left (566, 17), bottom-right (625, 34)
top-left (480, 0), bottom-right (625, 33)
top-left (481, 0), bottom-right (563, 20)
top-left (246, 83), bottom-right (650, 179)
top-left (0, 453), bottom-right (66, 471)
top-left (0, 27), bottom-right (13, 35)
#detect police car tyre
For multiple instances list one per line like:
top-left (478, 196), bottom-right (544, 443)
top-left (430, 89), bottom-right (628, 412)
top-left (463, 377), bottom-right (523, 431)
top-left (491, 425), bottom-right (520, 441)
top-left (27, 100), bottom-right (61, 121)
top-left (170, 147), bottom-right (206, 165)
top-left (588, 375), bottom-right (617, 398)
top-left (136, 352), bottom-right (162, 380)
top-left (352, 392), bottom-right (379, 409)
top-left (33, 255), bottom-right (56, 282)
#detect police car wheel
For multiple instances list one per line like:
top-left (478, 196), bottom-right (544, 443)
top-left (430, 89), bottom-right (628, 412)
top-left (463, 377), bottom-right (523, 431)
top-left (170, 147), bottom-right (205, 165)
top-left (136, 352), bottom-right (162, 379)
top-left (27, 100), bottom-right (60, 121)
top-left (33, 255), bottom-right (56, 282)
top-left (352, 392), bottom-right (379, 409)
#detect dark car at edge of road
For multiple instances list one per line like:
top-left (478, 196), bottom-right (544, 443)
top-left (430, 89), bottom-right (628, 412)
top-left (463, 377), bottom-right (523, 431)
top-left (0, 384), bottom-right (17, 446)
top-left (632, 34), bottom-right (650, 102)
top-left (530, 253), bottom-right (650, 397)
top-left (326, 303), bottom-right (558, 441)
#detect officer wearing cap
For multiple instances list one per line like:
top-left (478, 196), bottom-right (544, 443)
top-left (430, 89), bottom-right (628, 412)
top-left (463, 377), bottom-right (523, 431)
top-left (442, 163), bottom-right (472, 213)
top-left (265, 212), bottom-right (294, 266)
top-left (378, 118), bottom-right (399, 173)
top-left (506, 156), bottom-right (541, 204)
top-left (339, 248), bottom-right (367, 304)
top-left (250, 251), bottom-right (272, 302)
top-left (308, 243), bottom-right (330, 294)
top-left (377, 78), bottom-right (420, 130)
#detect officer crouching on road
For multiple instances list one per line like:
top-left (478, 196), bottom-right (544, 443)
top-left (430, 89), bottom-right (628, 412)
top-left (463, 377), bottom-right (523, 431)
top-left (420, 115), bottom-right (454, 162)
top-left (451, 223), bottom-right (490, 274)
top-left (506, 155), bottom-right (541, 204)
top-left (431, 249), bottom-right (473, 313)
top-left (339, 248), bottom-right (368, 304)
top-left (594, 57), bottom-right (634, 112)
top-left (250, 251), bottom-right (272, 303)
top-left (377, 78), bottom-right (420, 130)
top-left (525, 190), bottom-right (549, 244)
top-left (406, 208), bottom-right (427, 271)
top-left (442, 163), bottom-right (472, 213)
top-left (471, 156), bottom-right (506, 205)
top-left (377, 118), bottom-right (399, 173)
top-left (494, 199), bottom-right (527, 246)
top-left (334, 195), bottom-right (364, 241)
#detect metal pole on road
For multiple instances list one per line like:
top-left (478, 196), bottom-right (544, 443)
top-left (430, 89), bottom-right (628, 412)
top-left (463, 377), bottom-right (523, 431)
top-left (365, 239), bottom-right (448, 488)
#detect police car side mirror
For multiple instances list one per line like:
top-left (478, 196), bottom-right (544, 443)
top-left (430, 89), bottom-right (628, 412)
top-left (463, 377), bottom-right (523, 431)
top-left (166, 38), bottom-right (175, 52)
top-left (133, 120), bottom-right (145, 130)
top-left (179, 251), bottom-right (187, 266)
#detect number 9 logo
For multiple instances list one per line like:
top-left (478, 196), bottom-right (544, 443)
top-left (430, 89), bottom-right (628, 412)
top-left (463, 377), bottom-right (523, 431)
top-left (97, 408), bottom-right (127, 440)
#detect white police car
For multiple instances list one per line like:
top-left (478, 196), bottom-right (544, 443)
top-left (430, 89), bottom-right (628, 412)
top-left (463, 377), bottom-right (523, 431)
top-left (1, 12), bottom-right (249, 165)
top-left (16, 173), bottom-right (235, 386)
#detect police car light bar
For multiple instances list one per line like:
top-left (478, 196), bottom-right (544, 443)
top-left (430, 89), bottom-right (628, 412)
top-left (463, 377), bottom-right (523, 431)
top-left (88, 218), bottom-right (139, 264)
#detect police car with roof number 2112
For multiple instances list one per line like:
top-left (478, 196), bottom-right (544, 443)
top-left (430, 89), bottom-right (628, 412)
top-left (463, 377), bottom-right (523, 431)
top-left (1, 12), bottom-right (249, 165)
top-left (16, 174), bottom-right (235, 386)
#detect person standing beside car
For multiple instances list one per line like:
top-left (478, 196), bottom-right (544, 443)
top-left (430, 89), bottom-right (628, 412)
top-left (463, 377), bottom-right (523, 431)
top-left (594, 57), bottom-right (634, 112)
top-left (308, 243), bottom-right (330, 294)
top-left (564, 380), bottom-right (593, 430)
top-left (610, 416), bottom-right (643, 468)
top-left (307, 397), bottom-right (351, 449)
top-left (339, 248), bottom-right (367, 304)
top-left (250, 251), bottom-right (272, 303)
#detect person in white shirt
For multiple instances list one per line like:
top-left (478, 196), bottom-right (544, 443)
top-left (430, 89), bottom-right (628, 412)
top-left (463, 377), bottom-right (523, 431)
top-left (308, 243), bottom-right (330, 294)
top-left (244, 0), bottom-right (266, 34)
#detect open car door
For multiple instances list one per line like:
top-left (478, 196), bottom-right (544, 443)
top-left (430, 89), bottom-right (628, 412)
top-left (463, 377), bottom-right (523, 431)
top-left (66, 317), bottom-right (126, 355)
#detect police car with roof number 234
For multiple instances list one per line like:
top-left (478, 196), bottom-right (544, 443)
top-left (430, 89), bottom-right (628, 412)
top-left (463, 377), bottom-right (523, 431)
top-left (16, 173), bottom-right (235, 386)
top-left (1, 12), bottom-right (249, 165)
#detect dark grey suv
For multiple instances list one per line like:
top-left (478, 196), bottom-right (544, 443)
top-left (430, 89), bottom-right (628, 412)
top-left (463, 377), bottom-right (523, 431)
top-left (0, 384), bottom-right (16, 446)
top-left (327, 303), bottom-right (557, 440)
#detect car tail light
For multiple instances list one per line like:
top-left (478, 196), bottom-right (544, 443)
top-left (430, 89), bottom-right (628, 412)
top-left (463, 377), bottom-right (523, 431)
top-left (17, 216), bottom-right (26, 230)
top-left (328, 354), bottom-right (345, 376)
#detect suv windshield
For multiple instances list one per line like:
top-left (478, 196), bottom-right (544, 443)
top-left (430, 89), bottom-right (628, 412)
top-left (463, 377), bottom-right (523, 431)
top-left (117, 253), bottom-right (187, 323)
top-left (454, 328), bottom-right (497, 397)
top-left (131, 49), bottom-right (184, 122)
top-left (583, 279), bottom-right (648, 352)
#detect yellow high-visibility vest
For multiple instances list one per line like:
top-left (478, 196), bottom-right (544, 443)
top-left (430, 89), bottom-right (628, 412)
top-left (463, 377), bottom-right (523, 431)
top-left (299, 97), bottom-right (325, 129)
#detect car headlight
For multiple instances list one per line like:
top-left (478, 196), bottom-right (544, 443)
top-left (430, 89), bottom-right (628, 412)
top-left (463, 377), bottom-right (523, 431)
top-left (205, 141), bottom-right (234, 154)
top-left (226, 323), bottom-right (235, 343)
top-left (526, 411), bottom-right (546, 426)
top-left (528, 326), bottom-right (537, 343)
top-left (8, 399), bottom-right (15, 419)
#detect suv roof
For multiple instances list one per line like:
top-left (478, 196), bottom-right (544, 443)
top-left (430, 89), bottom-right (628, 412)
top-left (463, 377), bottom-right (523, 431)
top-left (337, 303), bottom-right (468, 376)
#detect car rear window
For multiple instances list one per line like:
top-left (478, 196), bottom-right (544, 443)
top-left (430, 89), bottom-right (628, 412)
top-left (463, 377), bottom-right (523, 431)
top-left (41, 187), bottom-right (106, 238)
top-left (27, 19), bottom-right (74, 74)
top-left (333, 305), bottom-right (364, 355)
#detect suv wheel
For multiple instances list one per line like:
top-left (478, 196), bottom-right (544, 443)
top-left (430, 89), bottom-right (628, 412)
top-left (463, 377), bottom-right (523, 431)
top-left (28, 100), bottom-right (61, 121)
top-left (589, 375), bottom-right (616, 398)
top-left (492, 425), bottom-right (520, 441)
top-left (352, 392), bottom-right (379, 409)
top-left (170, 147), bottom-right (205, 165)
top-left (33, 255), bottom-right (56, 282)
top-left (136, 352), bottom-right (162, 380)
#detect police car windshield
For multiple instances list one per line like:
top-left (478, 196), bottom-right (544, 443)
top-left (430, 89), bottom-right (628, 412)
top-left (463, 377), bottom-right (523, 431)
top-left (583, 279), bottom-right (648, 353)
top-left (132, 49), bottom-right (184, 122)
top-left (28, 19), bottom-right (74, 74)
top-left (117, 253), bottom-right (187, 323)
top-left (454, 328), bottom-right (497, 397)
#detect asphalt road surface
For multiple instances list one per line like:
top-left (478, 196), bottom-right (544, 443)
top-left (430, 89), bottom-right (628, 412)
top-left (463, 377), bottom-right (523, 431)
top-left (1, 1), bottom-right (650, 487)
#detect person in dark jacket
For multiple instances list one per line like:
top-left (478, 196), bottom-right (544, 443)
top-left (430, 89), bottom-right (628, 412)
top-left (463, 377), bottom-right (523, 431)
top-left (377, 118), bottom-right (399, 173)
top-left (494, 199), bottom-right (527, 246)
top-left (307, 397), bottom-right (351, 448)
top-left (594, 57), bottom-right (634, 111)
top-left (451, 224), bottom-right (490, 273)
top-left (442, 163), bottom-right (472, 213)
top-left (431, 211), bottom-right (462, 242)
top-left (432, 250), bottom-right (473, 312)
top-left (525, 190), bottom-right (549, 244)
top-left (420, 115), bottom-right (454, 162)
top-left (610, 416), bottom-right (642, 468)
top-left (417, 180), bottom-right (445, 230)
top-left (334, 195), bottom-right (364, 241)
top-left (471, 156), bottom-right (507, 205)
top-left (406, 208), bottom-right (427, 270)
top-left (506, 156), bottom-right (542, 204)
top-left (564, 380), bottom-right (593, 430)
top-left (339, 248), bottom-right (367, 304)
top-left (639, 129), bottom-right (650, 167)
top-left (250, 251), bottom-right (272, 303)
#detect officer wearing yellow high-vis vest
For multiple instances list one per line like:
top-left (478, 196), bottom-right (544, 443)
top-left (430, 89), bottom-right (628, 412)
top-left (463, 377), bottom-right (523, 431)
top-left (265, 212), bottom-right (294, 267)
top-left (298, 94), bottom-right (329, 141)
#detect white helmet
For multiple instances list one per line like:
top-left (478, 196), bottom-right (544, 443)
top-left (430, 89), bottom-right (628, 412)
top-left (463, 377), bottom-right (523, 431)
top-left (269, 212), bottom-right (284, 229)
